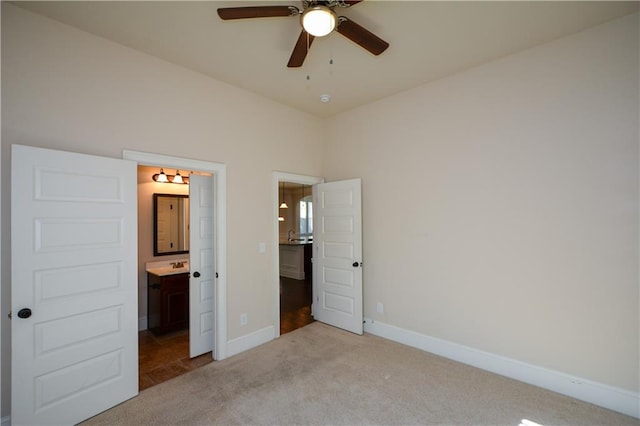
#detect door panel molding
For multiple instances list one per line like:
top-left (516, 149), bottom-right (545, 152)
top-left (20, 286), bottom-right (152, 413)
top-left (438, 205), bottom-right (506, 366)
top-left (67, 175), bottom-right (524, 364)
top-left (313, 178), bottom-right (363, 334)
top-left (12, 145), bottom-right (138, 425)
top-left (189, 174), bottom-right (215, 357)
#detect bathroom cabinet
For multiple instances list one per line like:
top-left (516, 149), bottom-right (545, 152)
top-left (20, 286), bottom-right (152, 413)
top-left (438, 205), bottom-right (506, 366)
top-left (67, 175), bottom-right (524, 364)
top-left (147, 272), bottom-right (189, 334)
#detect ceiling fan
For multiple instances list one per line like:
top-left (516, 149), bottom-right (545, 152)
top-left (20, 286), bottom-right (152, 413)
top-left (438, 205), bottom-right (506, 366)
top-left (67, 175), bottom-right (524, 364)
top-left (217, 0), bottom-right (389, 68)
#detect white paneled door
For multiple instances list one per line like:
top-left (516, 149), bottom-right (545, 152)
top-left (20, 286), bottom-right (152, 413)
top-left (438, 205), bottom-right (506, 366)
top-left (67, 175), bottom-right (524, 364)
top-left (189, 174), bottom-right (215, 357)
top-left (312, 178), bottom-right (363, 334)
top-left (11, 145), bottom-right (139, 425)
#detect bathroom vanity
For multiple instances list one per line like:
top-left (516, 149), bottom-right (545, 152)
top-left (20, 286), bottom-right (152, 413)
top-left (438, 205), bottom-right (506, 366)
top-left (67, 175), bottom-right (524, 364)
top-left (146, 261), bottom-right (189, 334)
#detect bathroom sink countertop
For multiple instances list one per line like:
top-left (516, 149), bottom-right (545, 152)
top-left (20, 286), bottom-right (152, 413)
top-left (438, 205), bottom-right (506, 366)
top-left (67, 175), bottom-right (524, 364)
top-left (146, 266), bottom-right (190, 276)
top-left (280, 240), bottom-right (313, 246)
top-left (146, 260), bottom-right (189, 276)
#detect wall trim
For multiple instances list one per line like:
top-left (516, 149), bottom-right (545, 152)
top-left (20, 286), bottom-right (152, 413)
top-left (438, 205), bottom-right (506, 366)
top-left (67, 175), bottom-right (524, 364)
top-left (227, 325), bottom-right (275, 358)
top-left (364, 318), bottom-right (639, 419)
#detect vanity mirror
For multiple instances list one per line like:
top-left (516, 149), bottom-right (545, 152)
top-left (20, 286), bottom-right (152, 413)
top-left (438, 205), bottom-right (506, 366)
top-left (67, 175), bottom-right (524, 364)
top-left (153, 194), bottom-right (189, 256)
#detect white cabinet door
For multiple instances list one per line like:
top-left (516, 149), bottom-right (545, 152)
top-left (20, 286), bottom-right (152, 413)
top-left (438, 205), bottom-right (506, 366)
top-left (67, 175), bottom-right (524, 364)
top-left (312, 178), bottom-right (363, 335)
top-left (11, 145), bottom-right (138, 425)
top-left (189, 174), bottom-right (215, 357)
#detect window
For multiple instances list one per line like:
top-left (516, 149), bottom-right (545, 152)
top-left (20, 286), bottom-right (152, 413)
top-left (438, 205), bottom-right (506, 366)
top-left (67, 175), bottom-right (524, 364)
top-left (299, 195), bottom-right (313, 237)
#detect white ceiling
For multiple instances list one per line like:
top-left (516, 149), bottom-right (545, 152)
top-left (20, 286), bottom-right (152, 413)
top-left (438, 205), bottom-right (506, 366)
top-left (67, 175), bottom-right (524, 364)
top-left (13, 1), bottom-right (639, 118)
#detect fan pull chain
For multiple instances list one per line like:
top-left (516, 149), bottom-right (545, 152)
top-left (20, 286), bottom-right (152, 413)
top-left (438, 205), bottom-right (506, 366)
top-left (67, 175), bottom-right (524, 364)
top-left (305, 31), bottom-right (311, 81)
top-left (329, 35), bottom-right (334, 68)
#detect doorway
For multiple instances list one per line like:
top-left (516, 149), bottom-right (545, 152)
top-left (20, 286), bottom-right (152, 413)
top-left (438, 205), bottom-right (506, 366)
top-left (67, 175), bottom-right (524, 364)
top-left (136, 165), bottom-right (212, 389)
top-left (123, 150), bottom-right (229, 362)
top-left (279, 181), bottom-right (314, 334)
top-left (273, 172), bottom-right (323, 337)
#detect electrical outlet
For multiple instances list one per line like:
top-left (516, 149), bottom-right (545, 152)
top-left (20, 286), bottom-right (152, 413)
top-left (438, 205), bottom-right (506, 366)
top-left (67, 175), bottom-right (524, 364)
top-left (376, 302), bottom-right (384, 314)
top-left (240, 313), bottom-right (248, 326)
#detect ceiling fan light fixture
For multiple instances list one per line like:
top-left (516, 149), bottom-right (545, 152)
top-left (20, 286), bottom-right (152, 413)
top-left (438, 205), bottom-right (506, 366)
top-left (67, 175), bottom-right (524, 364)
top-left (301, 6), bottom-right (336, 37)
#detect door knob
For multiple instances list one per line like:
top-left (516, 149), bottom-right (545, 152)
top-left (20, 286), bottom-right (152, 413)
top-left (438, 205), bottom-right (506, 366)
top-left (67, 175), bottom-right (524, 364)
top-left (193, 271), bottom-right (201, 278)
top-left (17, 308), bottom-right (32, 319)
top-left (352, 262), bottom-right (361, 268)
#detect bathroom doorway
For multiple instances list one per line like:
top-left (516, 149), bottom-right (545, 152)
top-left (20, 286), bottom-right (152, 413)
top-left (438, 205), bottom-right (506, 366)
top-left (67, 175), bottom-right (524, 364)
top-left (125, 149), bottom-right (228, 390)
top-left (135, 165), bottom-right (209, 389)
top-left (273, 172), bottom-right (324, 336)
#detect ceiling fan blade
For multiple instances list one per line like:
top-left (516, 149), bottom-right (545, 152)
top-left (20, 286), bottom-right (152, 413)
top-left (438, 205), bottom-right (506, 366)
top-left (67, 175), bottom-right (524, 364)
top-left (217, 6), bottom-right (299, 20)
top-left (341, 1), bottom-right (364, 6)
top-left (288, 31), bottom-right (315, 68)
top-left (336, 17), bottom-right (389, 55)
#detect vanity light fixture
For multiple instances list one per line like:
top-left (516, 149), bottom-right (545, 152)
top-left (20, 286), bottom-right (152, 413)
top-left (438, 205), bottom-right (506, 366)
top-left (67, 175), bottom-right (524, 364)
top-left (152, 168), bottom-right (169, 183)
top-left (301, 5), bottom-right (336, 37)
top-left (152, 168), bottom-right (189, 184)
top-left (280, 182), bottom-right (289, 209)
top-left (172, 170), bottom-right (184, 184)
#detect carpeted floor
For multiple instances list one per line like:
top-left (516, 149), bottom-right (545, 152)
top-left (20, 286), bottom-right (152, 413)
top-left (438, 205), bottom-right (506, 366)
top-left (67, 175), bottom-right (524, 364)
top-left (83, 322), bottom-right (637, 425)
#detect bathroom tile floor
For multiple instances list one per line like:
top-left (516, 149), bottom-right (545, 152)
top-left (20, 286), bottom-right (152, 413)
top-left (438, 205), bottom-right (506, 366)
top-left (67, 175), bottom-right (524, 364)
top-left (138, 329), bottom-right (212, 391)
top-left (138, 276), bottom-right (313, 390)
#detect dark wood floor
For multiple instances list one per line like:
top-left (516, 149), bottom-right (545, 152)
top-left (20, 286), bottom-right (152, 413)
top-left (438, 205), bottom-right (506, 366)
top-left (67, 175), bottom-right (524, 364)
top-left (280, 275), bottom-right (315, 335)
top-left (138, 275), bottom-right (314, 390)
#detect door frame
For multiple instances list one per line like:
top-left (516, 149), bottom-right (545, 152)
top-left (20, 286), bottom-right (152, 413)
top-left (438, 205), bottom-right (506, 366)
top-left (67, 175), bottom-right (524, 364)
top-left (272, 172), bottom-right (323, 338)
top-left (124, 150), bottom-right (228, 360)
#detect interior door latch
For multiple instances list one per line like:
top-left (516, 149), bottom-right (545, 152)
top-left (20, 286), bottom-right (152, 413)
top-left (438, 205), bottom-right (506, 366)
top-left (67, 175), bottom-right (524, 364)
top-left (8, 308), bottom-right (33, 319)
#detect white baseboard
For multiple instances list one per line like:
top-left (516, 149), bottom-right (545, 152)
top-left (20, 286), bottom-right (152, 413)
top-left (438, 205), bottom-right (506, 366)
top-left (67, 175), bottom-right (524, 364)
top-left (138, 316), bottom-right (147, 331)
top-left (364, 318), bottom-right (639, 419)
top-left (1, 416), bottom-right (10, 426)
top-left (227, 325), bottom-right (275, 358)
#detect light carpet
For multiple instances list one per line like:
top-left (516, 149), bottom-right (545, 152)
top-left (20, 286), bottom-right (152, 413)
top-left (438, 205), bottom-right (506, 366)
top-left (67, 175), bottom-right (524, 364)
top-left (83, 322), bottom-right (637, 425)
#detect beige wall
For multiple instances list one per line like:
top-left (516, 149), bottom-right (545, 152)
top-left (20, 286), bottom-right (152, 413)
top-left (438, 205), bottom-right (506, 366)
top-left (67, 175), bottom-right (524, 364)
top-left (1, 4), bottom-right (325, 416)
top-left (324, 13), bottom-right (639, 392)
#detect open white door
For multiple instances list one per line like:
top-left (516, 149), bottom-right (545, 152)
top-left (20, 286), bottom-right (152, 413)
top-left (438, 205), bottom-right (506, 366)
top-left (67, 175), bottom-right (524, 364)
top-left (189, 174), bottom-right (215, 357)
top-left (312, 178), bottom-right (363, 335)
top-left (11, 145), bottom-right (138, 425)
